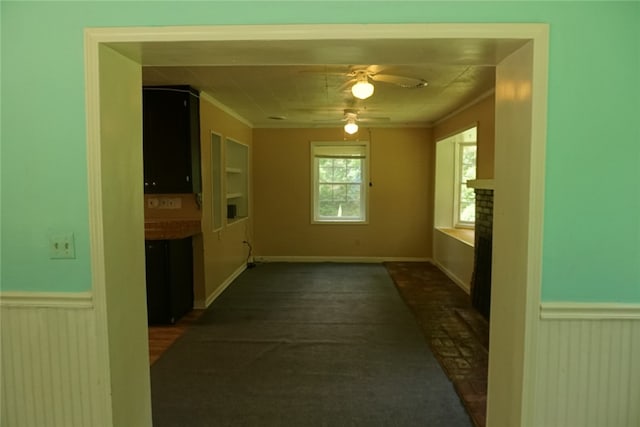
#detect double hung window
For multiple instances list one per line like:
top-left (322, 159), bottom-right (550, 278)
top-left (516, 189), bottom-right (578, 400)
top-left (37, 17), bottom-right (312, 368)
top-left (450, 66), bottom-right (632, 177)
top-left (311, 142), bottom-right (369, 223)
top-left (434, 125), bottom-right (477, 230)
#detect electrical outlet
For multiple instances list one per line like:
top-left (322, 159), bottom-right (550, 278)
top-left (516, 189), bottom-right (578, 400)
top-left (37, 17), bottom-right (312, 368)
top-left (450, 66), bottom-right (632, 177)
top-left (166, 197), bottom-right (182, 209)
top-left (147, 198), bottom-right (160, 208)
top-left (158, 197), bottom-right (181, 209)
top-left (49, 233), bottom-right (76, 259)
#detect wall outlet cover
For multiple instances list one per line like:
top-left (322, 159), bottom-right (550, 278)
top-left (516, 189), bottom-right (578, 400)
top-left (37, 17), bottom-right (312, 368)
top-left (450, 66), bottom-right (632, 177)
top-left (158, 197), bottom-right (182, 209)
top-left (49, 233), bottom-right (76, 259)
top-left (167, 197), bottom-right (182, 209)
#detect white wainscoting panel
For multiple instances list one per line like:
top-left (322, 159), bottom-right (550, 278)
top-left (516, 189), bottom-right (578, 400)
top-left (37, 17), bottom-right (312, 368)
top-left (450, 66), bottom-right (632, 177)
top-left (0, 293), bottom-right (107, 427)
top-left (534, 303), bottom-right (640, 427)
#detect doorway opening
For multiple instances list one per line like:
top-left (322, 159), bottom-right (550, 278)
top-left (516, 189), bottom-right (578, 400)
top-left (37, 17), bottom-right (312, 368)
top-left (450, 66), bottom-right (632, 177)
top-left (85, 23), bottom-right (548, 426)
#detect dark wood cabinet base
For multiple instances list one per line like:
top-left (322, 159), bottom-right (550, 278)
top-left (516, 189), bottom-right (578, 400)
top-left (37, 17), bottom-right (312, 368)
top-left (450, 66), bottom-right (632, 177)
top-left (145, 237), bottom-right (194, 325)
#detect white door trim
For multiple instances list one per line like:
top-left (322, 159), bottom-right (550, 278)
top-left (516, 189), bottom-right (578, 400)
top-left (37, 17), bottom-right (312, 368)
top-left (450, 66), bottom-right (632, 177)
top-left (84, 23), bottom-right (548, 427)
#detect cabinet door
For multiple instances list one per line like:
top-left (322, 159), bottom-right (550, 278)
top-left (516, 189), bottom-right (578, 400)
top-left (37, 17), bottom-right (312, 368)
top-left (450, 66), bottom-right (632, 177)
top-left (144, 241), bottom-right (171, 324)
top-left (144, 239), bottom-right (194, 325)
top-left (143, 87), bottom-right (193, 193)
top-left (167, 238), bottom-right (194, 323)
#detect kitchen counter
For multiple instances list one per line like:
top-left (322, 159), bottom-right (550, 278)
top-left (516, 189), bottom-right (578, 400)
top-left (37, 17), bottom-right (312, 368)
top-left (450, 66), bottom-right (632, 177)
top-left (144, 218), bottom-right (201, 240)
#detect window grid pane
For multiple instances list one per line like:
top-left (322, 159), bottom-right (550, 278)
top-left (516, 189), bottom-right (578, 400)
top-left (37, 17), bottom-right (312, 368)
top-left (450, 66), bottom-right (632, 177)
top-left (459, 185), bottom-right (476, 222)
top-left (316, 157), bottom-right (363, 219)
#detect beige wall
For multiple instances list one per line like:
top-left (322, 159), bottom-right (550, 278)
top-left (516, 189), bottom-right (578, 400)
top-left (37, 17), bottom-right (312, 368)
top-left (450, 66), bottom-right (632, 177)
top-left (433, 229), bottom-right (474, 293)
top-left (433, 93), bottom-right (495, 179)
top-left (252, 127), bottom-right (433, 259)
top-left (198, 97), bottom-right (253, 306)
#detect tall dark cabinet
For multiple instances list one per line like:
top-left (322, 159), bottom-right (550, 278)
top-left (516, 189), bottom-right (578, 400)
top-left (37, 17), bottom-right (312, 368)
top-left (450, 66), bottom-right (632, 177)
top-left (145, 238), bottom-right (194, 325)
top-left (142, 85), bottom-right (201, 194)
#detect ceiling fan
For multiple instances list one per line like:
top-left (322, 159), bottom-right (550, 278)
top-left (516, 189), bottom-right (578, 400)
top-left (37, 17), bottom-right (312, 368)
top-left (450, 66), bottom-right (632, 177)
top-left (314, 108), bottom-right (390, 134)
top-left (302, 65), bottom-right (428, 100)
top-left (313, 108), bottom-right (390, 122)
top-left (344, 67), bottom-right (428, 99)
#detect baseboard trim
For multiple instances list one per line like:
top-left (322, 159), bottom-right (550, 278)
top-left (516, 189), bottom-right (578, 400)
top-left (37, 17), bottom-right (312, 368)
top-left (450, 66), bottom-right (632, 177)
top-left (540, 302), bottom-right (640, 320)
top-left (0, 291), bottom-right (94, 308)
top-left (194, 263), bottom-right (247, 309)
top-left (254, 256), bottom-right (431, 263)
top-left (432, 260), bottom-right (471, 295)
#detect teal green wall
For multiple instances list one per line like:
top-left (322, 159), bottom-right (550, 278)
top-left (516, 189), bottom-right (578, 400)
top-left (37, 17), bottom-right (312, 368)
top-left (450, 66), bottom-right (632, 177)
top-left (1, 2), bottom-right (638, 301)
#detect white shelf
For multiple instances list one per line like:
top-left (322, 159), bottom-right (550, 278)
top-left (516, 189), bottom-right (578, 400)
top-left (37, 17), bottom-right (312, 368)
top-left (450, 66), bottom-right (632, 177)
top-left (466, 179), bottom-right (495, 190)
top-left (225, 138), bottom-right (249, 222)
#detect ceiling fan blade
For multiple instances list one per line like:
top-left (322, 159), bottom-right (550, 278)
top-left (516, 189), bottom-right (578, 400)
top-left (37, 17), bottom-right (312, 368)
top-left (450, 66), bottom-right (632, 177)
top-left (312, 116), bottom-right (347, 123)
top-left (297, 65), bottom-right (350, 74)
top-left (358, 116), bottom-right (391, 122)
top-left (338, 78), bottom-right (357, 91)
top-left (371, 73), bottom-right (428, 88)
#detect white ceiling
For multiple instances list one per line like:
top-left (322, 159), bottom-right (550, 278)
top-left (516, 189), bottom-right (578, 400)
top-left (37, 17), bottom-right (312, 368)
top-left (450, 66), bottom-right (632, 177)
top-left (110, 38), bottom-right (527, 128)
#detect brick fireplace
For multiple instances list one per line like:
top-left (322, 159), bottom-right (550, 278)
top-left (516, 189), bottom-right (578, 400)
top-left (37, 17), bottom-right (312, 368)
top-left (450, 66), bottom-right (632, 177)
top-left (470, 182), bottom-right (494, 320)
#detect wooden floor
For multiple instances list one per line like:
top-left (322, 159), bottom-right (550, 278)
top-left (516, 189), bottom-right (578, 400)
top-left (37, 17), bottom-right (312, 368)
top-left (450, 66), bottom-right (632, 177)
top-left (148, 309), bottom-right (205, 365)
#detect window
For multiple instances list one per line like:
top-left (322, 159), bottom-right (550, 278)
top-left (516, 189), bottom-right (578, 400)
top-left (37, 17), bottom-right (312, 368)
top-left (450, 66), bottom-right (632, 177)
top-left (311, 142), bottom-right (369, 223)
top-left (455, 142), bottom-right (477, 226)
top-left (434, 126), bottom-right (477, 229)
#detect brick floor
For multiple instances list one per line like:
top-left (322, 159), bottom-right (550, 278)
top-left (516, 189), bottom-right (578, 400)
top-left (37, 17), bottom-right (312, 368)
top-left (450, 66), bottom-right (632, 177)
top-left (384, 262), bottom-right (489, 427)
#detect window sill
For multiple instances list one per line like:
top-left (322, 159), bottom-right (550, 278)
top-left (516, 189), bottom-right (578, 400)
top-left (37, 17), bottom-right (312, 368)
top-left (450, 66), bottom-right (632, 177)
top-left (312, 219), bottom-right (368, 225)
top-left (435, 227), bottom-right (474, 247)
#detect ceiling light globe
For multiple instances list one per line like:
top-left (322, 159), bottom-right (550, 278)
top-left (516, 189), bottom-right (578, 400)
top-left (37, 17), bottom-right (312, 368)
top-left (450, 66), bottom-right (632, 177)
top-left (344, 121), bottom-right (359, 134)
top-left (351, 81), bottom-right (374, 99)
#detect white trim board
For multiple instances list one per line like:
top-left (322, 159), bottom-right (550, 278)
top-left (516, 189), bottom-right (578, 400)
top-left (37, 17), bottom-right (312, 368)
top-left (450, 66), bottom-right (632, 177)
top-left (0, 291), bottom-right (94, 308)
top-left (540, 302), bottom-right (640, 320)
top-left (194, 263), bottom-right (247, 309)
top-left (433, 89), bottom-right (495, 127)
top-left (254, 256), bottom-right (431, 264)
top-left (431, 259), bottom-right (471, 295)
top-left (466, 179), bottom-right (495, 190)
top-left (89, 23), bottom-right (550, 44)
top-left (84, 23), bottom-right (549, 427)
top-left (200, 91), bottom-right (253, 128)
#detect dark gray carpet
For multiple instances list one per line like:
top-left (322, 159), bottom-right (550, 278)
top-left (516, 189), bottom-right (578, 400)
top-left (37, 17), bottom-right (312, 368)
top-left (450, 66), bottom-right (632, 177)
top-left (151, 263), bottom-right (472, 427)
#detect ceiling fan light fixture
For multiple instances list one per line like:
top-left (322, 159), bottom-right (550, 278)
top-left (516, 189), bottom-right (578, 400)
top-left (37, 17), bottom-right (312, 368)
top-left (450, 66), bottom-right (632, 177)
top-left (344, 120), bottom-right (359, 135)
top-left (351, 79), bottom-right (374, 100)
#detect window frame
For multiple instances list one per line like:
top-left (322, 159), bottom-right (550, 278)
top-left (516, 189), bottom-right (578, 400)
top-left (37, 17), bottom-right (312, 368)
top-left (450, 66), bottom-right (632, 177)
top-left (310, 141), bottom-right (370, 224)
top-left (453, 141), bottom-right (477, 228)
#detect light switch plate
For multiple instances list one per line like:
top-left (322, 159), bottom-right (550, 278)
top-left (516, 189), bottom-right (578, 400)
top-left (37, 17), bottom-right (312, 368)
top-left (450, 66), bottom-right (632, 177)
top-left (49, 233), bottom-right (76, 259)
